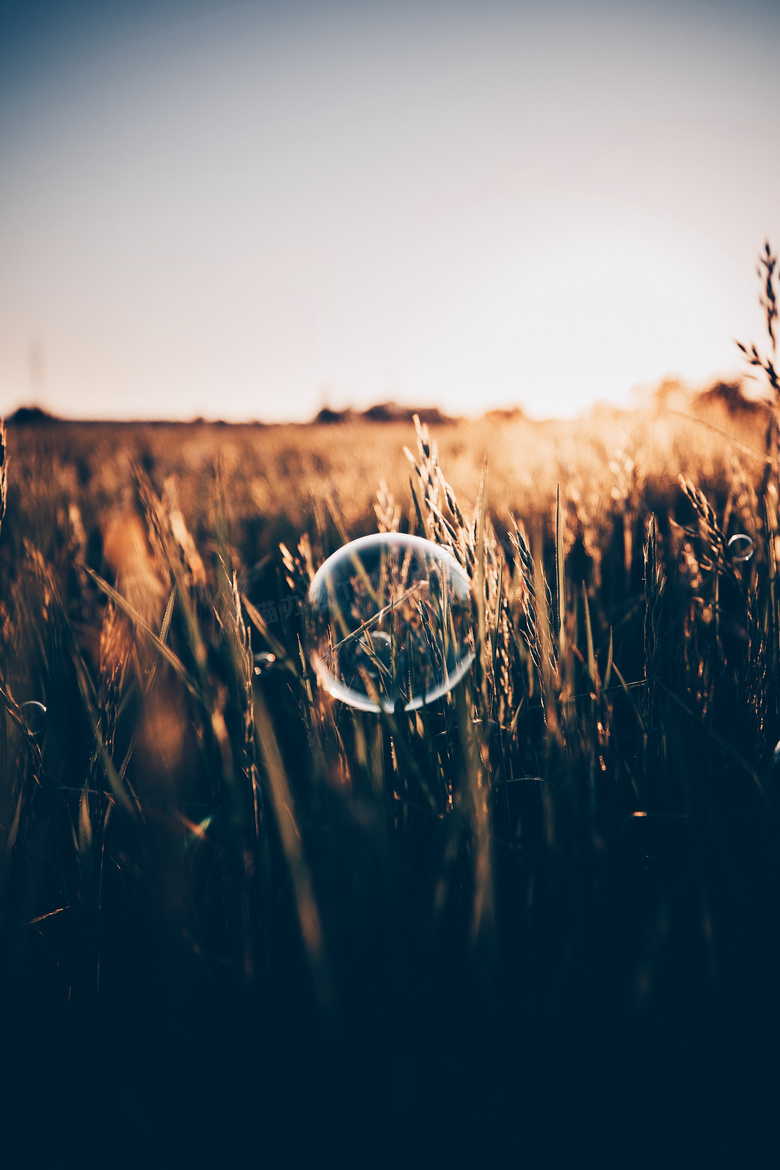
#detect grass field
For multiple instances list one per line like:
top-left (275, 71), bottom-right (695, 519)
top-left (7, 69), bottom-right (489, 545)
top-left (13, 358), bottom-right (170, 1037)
top-left (2, 251), bottom-right (780, 1168)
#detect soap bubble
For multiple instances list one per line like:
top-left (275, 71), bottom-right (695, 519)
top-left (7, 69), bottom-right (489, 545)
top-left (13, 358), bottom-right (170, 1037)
top-left (253, 651), bottom-right (277, 675)
top-left (727, 533), bottom-right (754, 563)
top-left (20, 700), bottom-right (47, 738)
top-left (304, 533), bottom-right (474, 712)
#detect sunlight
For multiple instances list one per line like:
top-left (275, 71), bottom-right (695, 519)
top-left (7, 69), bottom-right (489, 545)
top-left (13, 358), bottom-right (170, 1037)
top-left (452, 234), bottom-right (735, 418)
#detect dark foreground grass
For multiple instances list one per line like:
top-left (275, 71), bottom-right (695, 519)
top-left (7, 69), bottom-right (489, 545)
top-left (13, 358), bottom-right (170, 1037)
top-left (2, 252), bottom-right (780, 1169)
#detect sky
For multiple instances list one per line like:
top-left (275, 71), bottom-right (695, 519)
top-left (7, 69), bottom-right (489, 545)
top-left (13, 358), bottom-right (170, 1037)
top-left (1, 0), bottom-right (779, 423)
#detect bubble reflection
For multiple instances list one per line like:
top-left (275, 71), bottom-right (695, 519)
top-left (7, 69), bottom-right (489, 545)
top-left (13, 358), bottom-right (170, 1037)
top-left (727, 533), bottom-right (754, 563)
top-left (253, 652), bottom-right (277, 675)
top-left (20, 700), bottom-right (47, 738)
top-left (304, 533), bottom-right (474, 712)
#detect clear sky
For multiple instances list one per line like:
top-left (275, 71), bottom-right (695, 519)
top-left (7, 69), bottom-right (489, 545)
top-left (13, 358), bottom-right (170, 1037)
top-left (1, 0), bottom-right (779, 422)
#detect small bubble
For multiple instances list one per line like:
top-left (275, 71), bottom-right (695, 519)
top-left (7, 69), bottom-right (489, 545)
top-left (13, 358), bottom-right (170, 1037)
top-left (727, 533), bottom-right (754, 563)
top-left (20, 700), bottom-right (47, 738)
top-left (304, 533), bottom-right (474, 712)
top-left (253, 652), bottom-right (277, 675)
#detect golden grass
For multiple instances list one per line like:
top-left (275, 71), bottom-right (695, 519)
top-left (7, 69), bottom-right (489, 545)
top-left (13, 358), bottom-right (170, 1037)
top-left (0, 245), bottom-right (778, 1167)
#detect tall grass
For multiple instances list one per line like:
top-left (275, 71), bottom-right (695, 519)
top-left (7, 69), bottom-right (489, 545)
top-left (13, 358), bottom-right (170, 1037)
top-left (1, 248), bottom-right (780, 1168)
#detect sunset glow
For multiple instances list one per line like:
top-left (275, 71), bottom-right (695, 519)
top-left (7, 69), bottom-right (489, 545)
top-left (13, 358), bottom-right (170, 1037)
top-left (1, 0), bottom-right (779, 421)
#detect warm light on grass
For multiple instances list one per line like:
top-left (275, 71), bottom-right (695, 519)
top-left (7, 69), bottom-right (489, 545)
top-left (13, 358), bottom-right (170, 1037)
top-left (1, 244), bottom-right (780, 1165)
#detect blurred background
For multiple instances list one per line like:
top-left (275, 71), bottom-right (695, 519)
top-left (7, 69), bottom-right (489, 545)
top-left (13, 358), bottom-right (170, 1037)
top-left (1, 0), bottom-right (779, 424)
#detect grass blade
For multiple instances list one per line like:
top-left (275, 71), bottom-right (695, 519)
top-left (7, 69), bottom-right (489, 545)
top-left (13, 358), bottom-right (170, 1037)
top-left (556, 484), bottom-right (566, 660)
top-left (83, 563), bottom-right (202, 702)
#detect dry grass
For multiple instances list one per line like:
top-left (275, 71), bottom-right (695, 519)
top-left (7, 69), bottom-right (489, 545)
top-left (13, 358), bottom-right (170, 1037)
top-left (1, 247), bottom-right (779, 1169)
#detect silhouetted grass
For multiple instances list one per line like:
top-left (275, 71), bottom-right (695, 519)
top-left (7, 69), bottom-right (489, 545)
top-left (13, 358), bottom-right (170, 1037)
top-left (1, 248), bottom-right (780, 1169)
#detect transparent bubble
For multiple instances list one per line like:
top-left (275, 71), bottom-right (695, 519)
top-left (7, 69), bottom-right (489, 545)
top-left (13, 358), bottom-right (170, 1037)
top-left (20, 700), bottom-right (47, 738)
top-left (253, 651), bottom-right (277, 675)
top-left (304, 533), bottom-right (474, 712)
top-left (728, 533), bottom-right (754, 563)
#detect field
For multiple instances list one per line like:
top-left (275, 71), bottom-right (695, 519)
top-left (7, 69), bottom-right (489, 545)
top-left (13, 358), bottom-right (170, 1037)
top-left (2, 290), bottom-right (780, 1165)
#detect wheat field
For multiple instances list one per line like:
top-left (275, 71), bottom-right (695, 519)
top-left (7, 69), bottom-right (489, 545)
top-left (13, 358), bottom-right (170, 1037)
top-left (1, 248), bottom-right (779, 1168)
